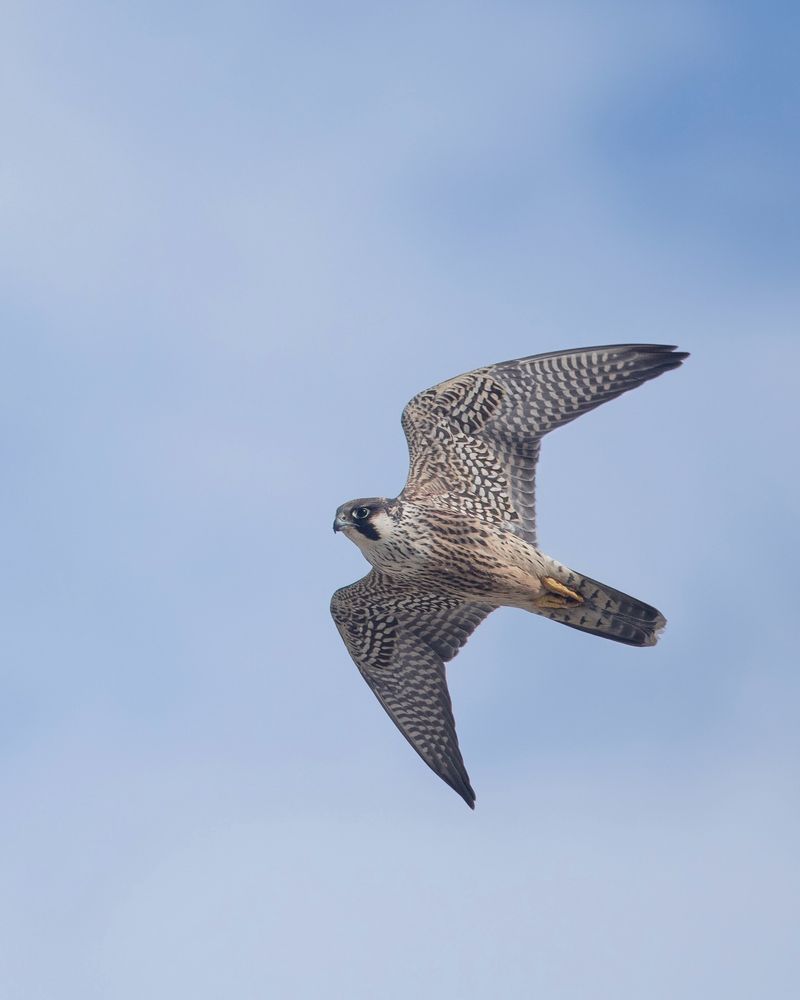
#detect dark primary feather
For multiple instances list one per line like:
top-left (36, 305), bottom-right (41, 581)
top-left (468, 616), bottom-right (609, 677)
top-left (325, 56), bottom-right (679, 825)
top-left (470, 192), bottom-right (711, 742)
top-left (331, 571), bottom-right (494, 808)
top-left (401, 344), bottom-right (688, 545)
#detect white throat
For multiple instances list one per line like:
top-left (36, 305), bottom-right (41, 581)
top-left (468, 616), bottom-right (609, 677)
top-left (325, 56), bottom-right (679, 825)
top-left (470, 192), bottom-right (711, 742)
top-left (345, 509), bottom-right (394, 554)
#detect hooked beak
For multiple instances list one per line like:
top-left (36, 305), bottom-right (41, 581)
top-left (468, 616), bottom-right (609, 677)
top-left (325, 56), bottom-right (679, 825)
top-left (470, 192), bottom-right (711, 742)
top-left (333, 514), bottom-right (348, 533)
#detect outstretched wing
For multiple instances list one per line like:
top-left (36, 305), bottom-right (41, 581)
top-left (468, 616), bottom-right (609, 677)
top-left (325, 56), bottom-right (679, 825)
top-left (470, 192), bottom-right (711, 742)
top-left (401, 343), bottom-right (688, 545)
top-left (331, 571), bottom-right (494, 808)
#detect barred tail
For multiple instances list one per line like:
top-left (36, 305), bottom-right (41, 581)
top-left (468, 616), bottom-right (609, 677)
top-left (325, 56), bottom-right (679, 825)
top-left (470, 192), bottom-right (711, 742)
top-left (536, 568), bottom-right (666, 647)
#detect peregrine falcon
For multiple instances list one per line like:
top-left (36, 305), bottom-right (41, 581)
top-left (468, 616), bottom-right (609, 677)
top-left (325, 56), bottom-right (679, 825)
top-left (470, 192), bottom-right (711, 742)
top-left (331, 344), bottom-right (687, 808)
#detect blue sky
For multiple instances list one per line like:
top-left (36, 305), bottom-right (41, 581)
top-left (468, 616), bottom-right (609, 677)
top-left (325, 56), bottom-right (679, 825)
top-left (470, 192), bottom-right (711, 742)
top-left (2, 2), bottom-right (799, 997)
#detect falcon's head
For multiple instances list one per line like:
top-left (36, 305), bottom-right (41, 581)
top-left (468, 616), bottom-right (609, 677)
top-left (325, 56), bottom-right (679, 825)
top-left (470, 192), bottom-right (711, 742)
top-left (333, 498), bottom-right (391, 544)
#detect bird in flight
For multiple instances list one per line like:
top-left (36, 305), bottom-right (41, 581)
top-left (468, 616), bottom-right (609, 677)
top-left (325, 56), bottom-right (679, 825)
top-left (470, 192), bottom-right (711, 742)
top-left (331, 344), bottom-right (688, 808)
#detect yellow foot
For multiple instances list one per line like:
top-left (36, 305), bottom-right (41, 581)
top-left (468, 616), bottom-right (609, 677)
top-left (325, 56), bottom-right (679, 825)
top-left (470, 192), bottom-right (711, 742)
top-left (536, 576), bottom-right (585, 609)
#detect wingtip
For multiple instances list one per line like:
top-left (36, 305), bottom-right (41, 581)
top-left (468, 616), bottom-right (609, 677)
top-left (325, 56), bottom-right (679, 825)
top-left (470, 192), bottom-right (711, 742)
top-left (451, 779), bottom-right (476, 809)
top-left (461, 787), bottom-right (476, 810)
top-left (658, 345), bottom-right (690, 364)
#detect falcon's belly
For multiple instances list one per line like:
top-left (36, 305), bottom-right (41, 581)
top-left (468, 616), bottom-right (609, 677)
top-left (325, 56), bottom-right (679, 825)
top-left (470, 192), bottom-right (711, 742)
top-left (352, 502), bottom-right (550, 608)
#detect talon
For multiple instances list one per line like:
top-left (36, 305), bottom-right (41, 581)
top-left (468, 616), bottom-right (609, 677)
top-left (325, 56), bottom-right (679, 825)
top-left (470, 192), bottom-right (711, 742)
top-left (536, 594), bottom-right (571, 608)
top-left (537, 576), bottom-right (584, 607)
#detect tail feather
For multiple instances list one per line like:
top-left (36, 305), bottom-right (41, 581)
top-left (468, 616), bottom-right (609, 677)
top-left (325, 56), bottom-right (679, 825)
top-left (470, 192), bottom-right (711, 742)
top-left (537, 569), bottom-right (666, 647)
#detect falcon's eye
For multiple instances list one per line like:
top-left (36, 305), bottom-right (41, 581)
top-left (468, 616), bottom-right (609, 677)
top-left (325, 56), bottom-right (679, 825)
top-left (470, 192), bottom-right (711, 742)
top-left (353, 506), bottom-right (371, 520)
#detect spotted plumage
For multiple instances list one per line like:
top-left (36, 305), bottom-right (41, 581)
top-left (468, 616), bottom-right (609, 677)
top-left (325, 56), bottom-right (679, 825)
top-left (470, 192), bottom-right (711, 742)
top-left (332, 344), bottom-right (688, 808)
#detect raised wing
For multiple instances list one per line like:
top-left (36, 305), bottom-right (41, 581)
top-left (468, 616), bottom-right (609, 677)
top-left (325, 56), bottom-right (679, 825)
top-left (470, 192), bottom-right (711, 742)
top-left (401, 343), bottom-right (688, 545)
top-left (331, 571), bottom-right (494, 808)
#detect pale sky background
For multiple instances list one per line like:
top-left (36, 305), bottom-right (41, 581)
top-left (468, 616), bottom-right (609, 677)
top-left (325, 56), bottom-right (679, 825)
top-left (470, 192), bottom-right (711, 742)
top-left (2, 2), bottom-right (799, 998)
